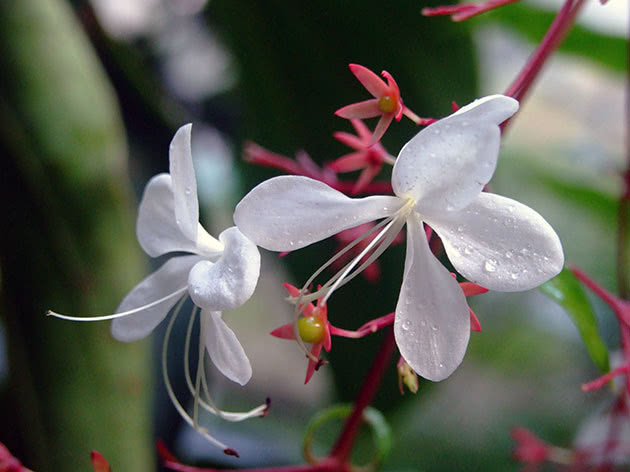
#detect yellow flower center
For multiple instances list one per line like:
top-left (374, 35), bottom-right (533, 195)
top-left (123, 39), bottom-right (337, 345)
top-left (298, 316), bottom-right (326, 343)
top-left (378, 95), bottom-right (397, 114)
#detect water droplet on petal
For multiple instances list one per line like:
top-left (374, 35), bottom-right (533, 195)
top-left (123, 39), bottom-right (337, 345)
top-left (464, 246), bottom-right (473, 255)
top-left (402, 320), bottom-right (412, 331)
top-left (505, 250), bottom-right (513, 258)
top-left (457, 225), bottom-right (464, 232)
top-left (184, 187), bottom-right (192, 195)
top-left (431, 325), bottom-right (438, 332)
top-left (510, 272), bottom-right (519, 280)
top-left (484, 259), bottom-right (498, 273)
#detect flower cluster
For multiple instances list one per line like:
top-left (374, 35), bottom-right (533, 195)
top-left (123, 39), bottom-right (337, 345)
top-left (234, 94), bottom-right (564, 381)
top-left (49, 65), bottom-right (565, 456)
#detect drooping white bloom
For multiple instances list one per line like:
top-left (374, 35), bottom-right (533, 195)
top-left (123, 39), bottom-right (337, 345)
top-left (234, 95), bottom-right (564, 382)
top-left (49, 124), bottom-right (264, 451)
top-left (113, 123), bottom-right (260, 386)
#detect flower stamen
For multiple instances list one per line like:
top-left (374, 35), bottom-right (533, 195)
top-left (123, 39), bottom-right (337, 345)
top-left (46, 286), bottom-right (188, 322)
top-left (161, 297), bottom-right (233, 452)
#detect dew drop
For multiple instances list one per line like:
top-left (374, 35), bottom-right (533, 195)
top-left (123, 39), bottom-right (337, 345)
top-left (457, 225), bottom-right (464, 232)
top-left (483, 259), bottom-right (498, 273)
top-left (543, 256), bottom-right (549, 262)
top-left (503, 217), bottom-right (515, 227)
top-left (184, 187), bottom-right (192, 195)
top-left (464, 246), bottom-right (473, 255)
top-left (402, 320), bottom-right (412, 331)
top-left (438, 363), bottom-right (444, 368)
top-left (507, 205), bottom-right (515, 213)
top-left (505, 250), bottom-right (513, 259)
top-left (431, 325), bottom-right (438, 332)
top-left (510, 272), bottom-right (519, 280)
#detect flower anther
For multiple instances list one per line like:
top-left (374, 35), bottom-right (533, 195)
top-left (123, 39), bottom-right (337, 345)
top-left (235, 95), bottom-right (564, 382)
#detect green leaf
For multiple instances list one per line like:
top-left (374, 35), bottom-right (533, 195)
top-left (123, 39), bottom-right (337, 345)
top-left (540, 268), bottom-right (609, 372)
top-left (488, 3), bottom-right (626, 74)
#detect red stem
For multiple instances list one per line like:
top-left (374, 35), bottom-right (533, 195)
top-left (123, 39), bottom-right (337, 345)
top-left (502, 0), bottom-right (585, 132)
top-left (618, 8), bottom-right (630, 300)
top-left (329, 328), bottom-right (397, 462)
top-left (163, 459), bottom-right (340, 472)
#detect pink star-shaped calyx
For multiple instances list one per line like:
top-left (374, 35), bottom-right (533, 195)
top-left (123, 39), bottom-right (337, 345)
top-left (329, 119), bottom-right (395, 194)
top-left (271, 278), bottom-right (487, 384)
top-left (335, 64), bottom-right (432, 144)
top-left (271, 283), bottom-right (332, 384)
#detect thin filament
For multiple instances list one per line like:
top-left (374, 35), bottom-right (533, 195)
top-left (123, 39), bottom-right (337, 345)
top-left (289, 216), bottom-right (397, 359)
top-left (183, 309), bottom-right (268, 421)
top-left (47, 286), bottom-right (188, 321)
top-left (161, 297), bottom-right (230, 451)
top-left (322, 217), bottom-right (398, 305)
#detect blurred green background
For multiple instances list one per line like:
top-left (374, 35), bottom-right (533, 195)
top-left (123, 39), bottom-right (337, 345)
top-left (0, 0), bottom-right (627, 470)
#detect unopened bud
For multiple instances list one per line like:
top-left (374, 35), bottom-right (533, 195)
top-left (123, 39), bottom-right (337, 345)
top-left (397, 358), bottom-right (418, 394)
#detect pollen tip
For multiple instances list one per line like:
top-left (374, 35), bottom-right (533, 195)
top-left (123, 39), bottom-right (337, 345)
top-left (262, 397), bottom-right (272, 417)
top-left (224, 448), bottom-right (240, 458)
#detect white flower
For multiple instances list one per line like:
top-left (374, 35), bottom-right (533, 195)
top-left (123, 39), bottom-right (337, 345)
top-left (234, 95), bottom-right (564, 382)
top-left (117, 123), bottom-right (261, 385)
top-left (49, 124), bottom-right (264, 452)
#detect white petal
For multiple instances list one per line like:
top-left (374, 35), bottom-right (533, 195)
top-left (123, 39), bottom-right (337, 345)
top-left (169, 124), bottom-right (199, 242)
top-left (392, 95), bottom-right (518, 215)
top-left (201, 309), bottom-right (252, 385)
top-left (111, 255), bottom-right (201, 341)
top-left (394, 213), bottom-right (470, 381)
top-left (136, 174), bottom-right (223, 257)
top-left (429, 192), bottom-right (564, 292)
top-left (234, 175), bottom-right (402, 251)
top-left (188, 227), bottom-right (260, 311)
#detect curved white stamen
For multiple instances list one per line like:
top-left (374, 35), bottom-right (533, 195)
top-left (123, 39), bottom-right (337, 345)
top-left (288, 201), bottom-right (414, 361)
top-left (289, 216), bottom-right (397, 360)
top-left (297, 216), bottom-right (395, 304)
top-left (46, 286), bottom-right (188, 321)
top-left (322, 217), bottom-right (398, 305)
top-left (162, 297), bottom-right (230, 451)
top-left (183, 306), bottom-right (267, 421)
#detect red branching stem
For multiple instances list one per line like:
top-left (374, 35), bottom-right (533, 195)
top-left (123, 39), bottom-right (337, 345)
top-left (502, 0), bottom-right (585, 132)
top-left (244, 141), bottom-right (393, 196)
top-left (618, 14), bottom-right (630, 300)
top-left (163, 460), bottom-right (340, 472)
top-left (422, 0), bottom-right (520, 22)
top-left (329, 328), bottom-right (397, 462)
top-left (621, 324), bottom-right (630, 394)
top-left (582, 366), bottom-right (630, 392)
top-left (329, 313), bottom-right (395, 339)
top-left (571, 266), bottom-right (630, 326)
